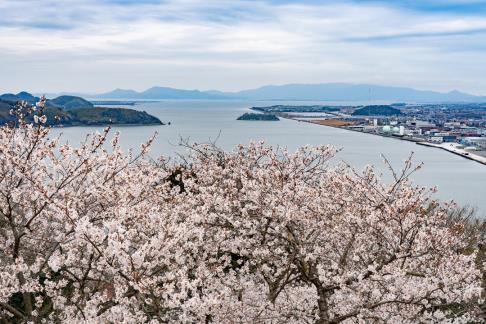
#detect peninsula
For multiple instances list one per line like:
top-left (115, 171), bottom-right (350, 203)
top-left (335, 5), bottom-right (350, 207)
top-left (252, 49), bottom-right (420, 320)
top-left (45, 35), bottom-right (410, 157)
top-left (0, 92), bottom-right (163, 126)
top-left (252, 104), bottom-right (486, 165)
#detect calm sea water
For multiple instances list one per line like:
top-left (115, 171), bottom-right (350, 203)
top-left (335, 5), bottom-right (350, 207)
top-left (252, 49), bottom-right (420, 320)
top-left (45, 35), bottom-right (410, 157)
top-left (50, 100), bottom-right (486, 217)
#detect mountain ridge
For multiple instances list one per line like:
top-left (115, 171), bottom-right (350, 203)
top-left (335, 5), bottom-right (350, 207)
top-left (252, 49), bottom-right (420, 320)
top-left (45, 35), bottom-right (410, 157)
top-left (89, 83), bottom-right (485, 102)
top-left (96, 86), bottom-right (230, 100)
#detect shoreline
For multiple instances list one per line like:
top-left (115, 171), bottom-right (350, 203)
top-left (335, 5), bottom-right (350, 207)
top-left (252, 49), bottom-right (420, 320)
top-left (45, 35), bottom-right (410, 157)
top-left (283, 116), bottom-right (486, 166)
top-left (416, 142), bottom-right (486, 165)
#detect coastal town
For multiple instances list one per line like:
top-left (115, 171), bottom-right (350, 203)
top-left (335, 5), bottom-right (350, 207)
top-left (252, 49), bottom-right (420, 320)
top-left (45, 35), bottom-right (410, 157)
top-left (250, 103), bottom-right (486, 165)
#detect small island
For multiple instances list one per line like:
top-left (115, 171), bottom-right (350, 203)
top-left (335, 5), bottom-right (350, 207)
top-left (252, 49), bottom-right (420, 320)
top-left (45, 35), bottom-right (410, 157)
top-left (0, 92), bottom-right (163, 126)
top-left (237, 113), bottom-right (279, 121)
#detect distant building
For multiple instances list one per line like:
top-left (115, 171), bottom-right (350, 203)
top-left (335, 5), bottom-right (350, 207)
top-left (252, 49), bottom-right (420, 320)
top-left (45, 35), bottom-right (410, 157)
top-left (432, 132), bottom-right (452, 137)
top-left (407, 120), bottom-right (435, 129)
top-left (441, 135), bottom-right (457, 143)
top-left (444, 122), bottom-right (463, 128)
top-left (451, 127), bottom-right (481, 137)
top-left (430, 135), bottom-right (457, 143)
top-left (404, 129), bottom-right (422, 136)
top-left (462, 137), bottom-right (486, 149)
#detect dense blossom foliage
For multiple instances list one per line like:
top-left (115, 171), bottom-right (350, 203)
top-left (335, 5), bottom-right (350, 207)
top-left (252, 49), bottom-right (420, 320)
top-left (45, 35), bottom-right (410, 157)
top-left (0, 100), bottom-right (484, 323)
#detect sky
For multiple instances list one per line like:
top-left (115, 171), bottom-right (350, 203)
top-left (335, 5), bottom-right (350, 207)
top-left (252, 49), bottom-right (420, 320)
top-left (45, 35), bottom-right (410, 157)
top-left (1, 0), bottom-right (486, 94)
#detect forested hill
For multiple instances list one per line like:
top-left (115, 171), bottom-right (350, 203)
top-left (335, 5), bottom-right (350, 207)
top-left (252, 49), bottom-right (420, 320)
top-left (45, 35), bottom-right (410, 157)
top-left (0, 92), bottom-right (94, 109)
top-left (351, 105), bottom-right (403, 116)
top-left (0, 92), bottom-right (162, 126)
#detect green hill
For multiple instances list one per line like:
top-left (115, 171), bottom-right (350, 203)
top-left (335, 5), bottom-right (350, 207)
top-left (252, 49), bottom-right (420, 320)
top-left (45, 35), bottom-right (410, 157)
top-left (0, 99), bottom-right (162, 126)
top-left (352, 105), bottom-right (403, 116)
top-left (0, 92), bottom-right (94, 110)
top-left (68, 107), bottom-right (162, 125)
top-left (47, 95), bottom-right (94, 110)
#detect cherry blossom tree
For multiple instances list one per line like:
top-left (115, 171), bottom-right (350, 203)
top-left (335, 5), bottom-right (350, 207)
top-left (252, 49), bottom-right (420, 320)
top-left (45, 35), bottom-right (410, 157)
top-left (174, 142), bottom-right (483, 323)
top-left (0, 99), bottom-right (483, 323)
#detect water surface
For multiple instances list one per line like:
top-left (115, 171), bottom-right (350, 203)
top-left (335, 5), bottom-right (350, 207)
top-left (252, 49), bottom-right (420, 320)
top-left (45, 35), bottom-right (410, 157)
top-left (50, 100), bottom-right (486, 216)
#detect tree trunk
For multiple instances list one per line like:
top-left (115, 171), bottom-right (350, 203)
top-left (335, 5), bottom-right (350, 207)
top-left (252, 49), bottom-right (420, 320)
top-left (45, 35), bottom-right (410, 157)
top-left (315, 285), bottom-right (330, 324)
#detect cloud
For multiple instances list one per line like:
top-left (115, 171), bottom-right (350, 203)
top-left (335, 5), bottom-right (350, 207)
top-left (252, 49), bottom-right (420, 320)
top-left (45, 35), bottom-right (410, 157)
top-left (346, 28), bottom-right (486, 42)
top-left (0, 0), bottom-right (486, 94)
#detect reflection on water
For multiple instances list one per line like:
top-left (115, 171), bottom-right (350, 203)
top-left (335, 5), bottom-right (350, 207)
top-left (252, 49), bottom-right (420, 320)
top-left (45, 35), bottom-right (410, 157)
top-left (49, 100), bottom-right (486, 217)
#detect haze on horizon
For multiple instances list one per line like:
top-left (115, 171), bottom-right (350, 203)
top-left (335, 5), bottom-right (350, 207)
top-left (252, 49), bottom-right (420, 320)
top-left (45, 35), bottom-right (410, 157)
top-left (1, 0), bottom-right (486, 95)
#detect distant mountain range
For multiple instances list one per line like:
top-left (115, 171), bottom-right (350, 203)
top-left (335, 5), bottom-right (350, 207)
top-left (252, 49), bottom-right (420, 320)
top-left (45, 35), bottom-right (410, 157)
top-left (95, 87), bottom-right (229, 100)
top-left (73, 83), bottom-right (486, 102)
top-left (231, 84), bottom-right (485, 102)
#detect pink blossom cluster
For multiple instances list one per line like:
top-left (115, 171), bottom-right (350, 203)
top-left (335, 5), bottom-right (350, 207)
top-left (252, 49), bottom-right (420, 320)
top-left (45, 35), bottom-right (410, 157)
top-left (0, 112), bottom-right (483, 323)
